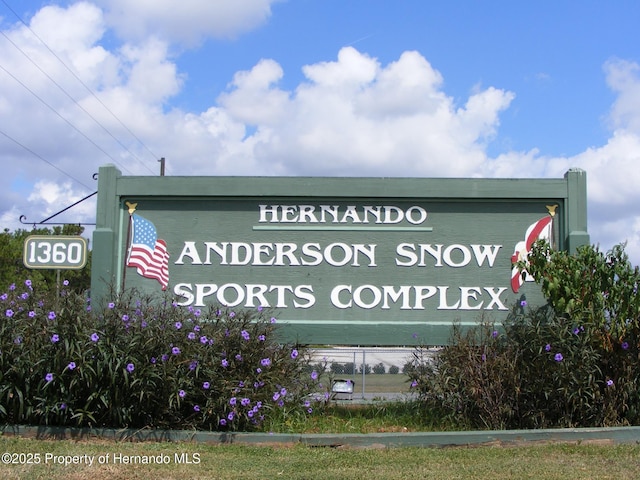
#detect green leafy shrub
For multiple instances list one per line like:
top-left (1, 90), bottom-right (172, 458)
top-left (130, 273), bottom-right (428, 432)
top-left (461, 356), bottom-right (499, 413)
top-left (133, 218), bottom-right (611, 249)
top-left (0, 279), bottom-right (321, 431)
top-left (406, 242), bottom-right (640, 430)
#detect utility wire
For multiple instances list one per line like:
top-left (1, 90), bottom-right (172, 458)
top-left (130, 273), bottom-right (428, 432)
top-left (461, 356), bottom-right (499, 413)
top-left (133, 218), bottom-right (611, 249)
top-left (0, 61), bottom-right (133, 174)
top-left (0, 128), bottom-right (93, 190)
top-left (0, 0), bottom-right (160, 172)
top-left (0, 29), bottom-right (156, 175)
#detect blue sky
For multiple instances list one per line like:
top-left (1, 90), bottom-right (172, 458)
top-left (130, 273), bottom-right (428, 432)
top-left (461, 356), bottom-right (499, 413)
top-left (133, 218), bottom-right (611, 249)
top-left (1, 0), bottom-right (640, 263)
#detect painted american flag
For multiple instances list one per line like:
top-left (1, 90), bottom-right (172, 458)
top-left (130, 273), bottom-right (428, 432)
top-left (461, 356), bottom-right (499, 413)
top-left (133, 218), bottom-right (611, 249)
top-left (126, 213), bottom-right (170, 290)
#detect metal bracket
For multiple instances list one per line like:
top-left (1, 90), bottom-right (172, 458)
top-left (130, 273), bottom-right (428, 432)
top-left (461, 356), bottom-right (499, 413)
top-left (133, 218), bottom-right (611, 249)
top-left (19, 173), bottom-right (98, 227)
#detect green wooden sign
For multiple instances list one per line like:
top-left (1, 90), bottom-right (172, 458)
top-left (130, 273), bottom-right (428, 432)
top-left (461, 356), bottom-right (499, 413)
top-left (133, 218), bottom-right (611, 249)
top-left (91, 165), bottom-right (589, 346)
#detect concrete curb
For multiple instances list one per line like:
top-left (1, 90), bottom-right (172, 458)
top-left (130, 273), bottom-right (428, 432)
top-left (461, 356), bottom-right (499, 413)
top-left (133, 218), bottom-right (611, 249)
top-left (2, 424), bottom-right (640, 448)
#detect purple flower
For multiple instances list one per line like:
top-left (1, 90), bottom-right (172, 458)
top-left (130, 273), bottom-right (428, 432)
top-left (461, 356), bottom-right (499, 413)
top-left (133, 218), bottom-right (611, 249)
top-left (6, 309), bottom-right (14, 318)
top-left (219, 419), bottom-right (227, 426)
top-left (194, 309), bottom-right (201, 317)
top-left (172, 346), bottom-right (181, 355)
top-left (607, 379), bottom-right (614, 387)
top-left (90, 333), bottom-right (100, 342)
top-left (270, 317), bottom-right (277, 323)
top-left (150, 357), bottom-right (157, 364)
top-left (260, 358), bottom-right (271, 367)
top-left (221, 359), bottom-right (229, 368)
top-left (51, 334), bottom-right (60, 343)
top-left (227, 412), bottom-right (235, 421)
top-left (272, 392), bottom-right (280, 401)
top-left (59, 403), bottom-right (66, 410)
top-left (280, 387), bottom-right (287, 396)
top-left (622, 342), bottom-right (630, 350)
top-left (492, 330), bottom-right (498, 338)
top-left (193, 325), bottom-right (201, 332)
top-left (122, 314), bottom-right (129, 322)
top-left (175, 321), bottom-right (182, 329)
top-left (520, 300), bottom-right (527, 307)
top-left (241, 330), bottom-right (250, 341)
top-left (187, 332), bottom-right (196, 340)
top-left (25, 279), bottom-right (32, 288)
top-left (45, 373), bottom-right (53, 382)
top-left (230, 397), bottom-right (237, 405)
top-left (48, 311), bottom-right (56, 320)
top-left (258, 335), bottom-right (266, 342)
top-left (200, 336), bottom-right (208, 344)
top-left (203, 382), bottom-right (210, 390)
top-left (194, 405), bottom-right (200, 412)
top-left (108, 302), bottom-right (115, 309)
top-left (179, 390), bottom-right (186, 398)
top-left (545, 344), bottom-right (551, 352)
top-left (189, 360), bottom-right (198, 371)
top-left (291, 349), bottom-right (299, 359)
top-left (63, 279), bottom-right (69, 286)
top-left (573, 327), bottom-right (580, 335)
top-left (241, 397), bottom-right (250, 406)
top-left (68, 362), bottom-right (76, 370)
top-left (554, 353), bottom-right (564, 362)
top-left (28, 311), bottom-right (36, 318)
top-left (229, 311), bottom-right (236, 318)
top-left (161, 354), bottom-right (169, 362)
top-left (311, 371), bottom-right (318, 380)
top-left (126, 363), bottom-right (135, 372)
top-left (256, 368), bottom-right (262, 374)
top-left (235, 354), bottom-right (243, 361)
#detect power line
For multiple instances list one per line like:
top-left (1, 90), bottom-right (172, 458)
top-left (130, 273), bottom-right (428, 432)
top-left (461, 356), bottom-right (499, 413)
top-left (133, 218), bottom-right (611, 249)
top-left (0, 28), bottom-right (156, 175)
top-left (0, 61), bottom-right (134, 174)
top-left (0, 0), bottom-right (161, 173)
top-left (0, 127), bottom-right (93, 190)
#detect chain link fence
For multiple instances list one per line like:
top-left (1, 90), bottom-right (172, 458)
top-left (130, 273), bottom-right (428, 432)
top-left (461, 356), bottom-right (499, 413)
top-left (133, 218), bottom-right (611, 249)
top-left (309, 347), bottom-right (439, 401)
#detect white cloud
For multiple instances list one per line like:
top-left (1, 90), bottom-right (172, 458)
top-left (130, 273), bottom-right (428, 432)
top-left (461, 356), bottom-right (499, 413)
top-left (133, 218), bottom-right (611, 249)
top-left (2, 2), bottom-right (640, 266)
top-left (96, 0), bottom-right (279, 46)
top-left (235, 47), bottom-right (515, 177)
top-left (218, 59), bottom-right (289, 126)
top-left (605, 58), bottom-right (640, 134)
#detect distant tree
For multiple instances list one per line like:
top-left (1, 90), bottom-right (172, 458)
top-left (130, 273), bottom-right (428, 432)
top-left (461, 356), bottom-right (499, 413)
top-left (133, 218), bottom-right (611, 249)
top-left (329, 363), bottom-right (344, 375)
top-left (343, 362), bottom-right (355, 375)
top-left (372, 362), bottom-right (386, 374)
top-left (0, 226), bottom-right (91, 293)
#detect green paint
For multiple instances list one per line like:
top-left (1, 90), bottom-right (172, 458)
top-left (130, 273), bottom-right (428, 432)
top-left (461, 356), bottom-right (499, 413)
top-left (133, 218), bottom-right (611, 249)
top-left (91, 164), bottom-right (589, 346)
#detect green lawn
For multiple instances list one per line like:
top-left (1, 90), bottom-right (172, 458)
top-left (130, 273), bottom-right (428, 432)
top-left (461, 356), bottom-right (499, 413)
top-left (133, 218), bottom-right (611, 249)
top-left (1, 437), bottom-right (639, 479)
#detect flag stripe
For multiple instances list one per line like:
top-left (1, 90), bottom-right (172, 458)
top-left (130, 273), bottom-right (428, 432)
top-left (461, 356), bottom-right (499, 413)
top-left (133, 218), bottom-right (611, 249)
top-left (126, 214), bottom-right (170, 289)
top-left (511, 215), bottom-right (553, 293)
